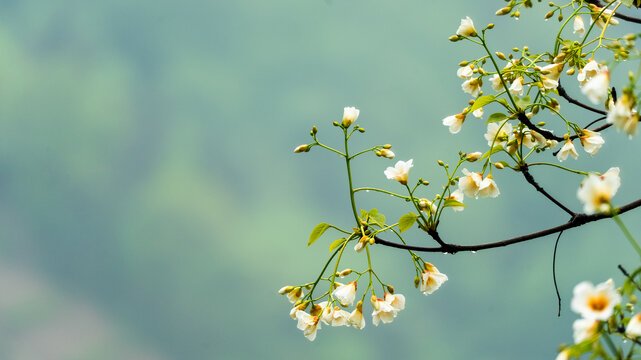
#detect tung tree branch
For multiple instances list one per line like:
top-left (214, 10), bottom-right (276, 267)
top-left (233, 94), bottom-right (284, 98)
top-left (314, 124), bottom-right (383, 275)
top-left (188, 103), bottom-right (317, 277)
top-left (374, 197), bottom-right (641, 253)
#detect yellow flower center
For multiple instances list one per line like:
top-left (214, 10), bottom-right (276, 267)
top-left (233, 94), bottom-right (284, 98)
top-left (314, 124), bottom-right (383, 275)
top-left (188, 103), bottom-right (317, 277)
top-left (588, 295), bottom-right (609, 312)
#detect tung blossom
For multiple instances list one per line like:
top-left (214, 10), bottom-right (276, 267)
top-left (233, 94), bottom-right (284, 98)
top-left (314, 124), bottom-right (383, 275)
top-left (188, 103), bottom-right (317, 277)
top-left (508, 76), bottom-right (524, 96)
top-left (457, 65), bottom-right (474, 79)
top-left (371, 293), bottom-right (405, 326)
top-left (570, 279), bottom-right (621, 321)
top-left (579, 129), bottom-right (605, 155)
top-left (420, 262), bottom-right (449, 295)
top-left (478, 174), bottom-right (500, 198)
top-left (442, 113), bottom-right (466, 134)
top-left (556, 140), bottom-right (579, 162)
top-left (540, 63), bottom-right (563, 90)
top-left (458, 168), bottom-right (483, 198)
top-left (573, 15), bottom-right (585, 36)
top-left (472, 107), bottom-right (483, 119)
top-left (626, 313), bottom-right (641, 338)
top-left (607, 93), bottom-right (639, 137)
top-left (384, 159), bottom-right (413, 185)
top-left (581, 70), bottom-right (610, 105)
top-left (573, 318), bottom-right (600, 343)
top-left (342, 106), bottom-right (360, 128)
top-left (490, 74), bottom-right (504, 91)
top-left (461, 77), bottom-right (482, 97)
top-left (295, 310), bottom-right (321, 341)
top-left (456, 16), bottom-right (477, 37)
top-left (447, 189), bottom-right (465, 212)
top-left (484, 121), bottom-right (513, 147)
top-left (577, 167), bottom-right (620, 214)
top-left (332, 281), bottom-right (357, 306)
top-left (348, 302), bottom-right (366, 330)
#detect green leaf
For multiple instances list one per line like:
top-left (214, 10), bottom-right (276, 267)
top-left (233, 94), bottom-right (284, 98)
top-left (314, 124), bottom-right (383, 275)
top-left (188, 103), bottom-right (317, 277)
top-left (368, 208), bottom-right (386, 227)
top-left (470, 95), bottom-right (495, 112)
top-left (481, 145), bottom-right (505, 159)
top-left (486, 112), bottom-right (507, 124)
top-left (308, 223), bottom-right (330, 247)
top-left (329, 238), bottom-right (347, 252)
top-left (443, 199), bottom-right (466, 208)
top-left (622, 0), bottom-right (633, 7)
top-left (398, 213), bottom-right (419, 233)
top-left (515, 95), bottom-right (531, 110)
top-left (360, 209), bottom-right (367, 220)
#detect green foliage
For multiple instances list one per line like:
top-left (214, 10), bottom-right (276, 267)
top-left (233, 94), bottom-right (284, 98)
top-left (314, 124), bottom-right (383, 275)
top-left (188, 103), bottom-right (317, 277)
top-left (308, 223), bottom-right (330, 247)
top-left (398, 213), bottom-right (419, 233)
top-left (486, 112), bottom-right (507, 124)
top-left (470, 95), bottom-right (495, 112)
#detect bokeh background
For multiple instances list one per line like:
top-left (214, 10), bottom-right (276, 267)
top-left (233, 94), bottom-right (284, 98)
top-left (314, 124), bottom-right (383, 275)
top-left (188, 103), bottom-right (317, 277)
top-left (0, 0), bottom-right (639, 359)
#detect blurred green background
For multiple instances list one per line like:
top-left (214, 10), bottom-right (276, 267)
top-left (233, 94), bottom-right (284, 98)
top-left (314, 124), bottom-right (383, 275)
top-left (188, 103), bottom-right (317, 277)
top-left (0, 1), bottom-right (639, 359)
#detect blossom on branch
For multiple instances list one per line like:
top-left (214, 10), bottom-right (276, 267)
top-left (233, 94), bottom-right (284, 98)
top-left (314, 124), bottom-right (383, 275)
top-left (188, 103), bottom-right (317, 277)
top-left (570, 279), bottom-right (621, 321)
top-left (342, 106), bottom-right (360, 128)
top-left (579, 129), bottom-right (605, 155)
top-left (459, 168), bottom-right (482, 198)
top-left (607, 93), bottom-right (639, 137)
top-left (556, 140), bottom-right (578, 162)
top-left (479, 174), bottom-right (500, 198)
top-left (384, 159), bottom-right (413, 185)
top-left (581, 70), bottom-right (610, 105)
top-left (626, 313), bottom-right (641, 338)
top-left (332, 281), bottom-right (357, 306)
top-left (462, 77), bottom-right (481, 97)
top-left (295, 310), bottom-right (321, 341)
top-left (456, 16), bottom-right (477, 37)
top-left (457, 65), bottom-right (474, 79)
top-left (572, 318), bottom-right (600, 343)
top-left (577, 167), bottom-right (620, 215)
top-left (573, 15), bottom-right (585, 36)
top-left (420, 262), bottom-right (448, 295)
top-left (442, 113), bottom-right (466, 134)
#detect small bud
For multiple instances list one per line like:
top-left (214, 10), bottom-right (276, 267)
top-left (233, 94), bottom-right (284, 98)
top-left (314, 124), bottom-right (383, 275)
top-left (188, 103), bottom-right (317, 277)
top-left (631, 295), bottom-right (638, 304)
top-left (310, 303), bottom-right (322, 317)
top-left (487, 23), bottom-right (494, 29)
top-left (495, 51), bottom-right (507, 60)
top-left (422, 180), bottom-right (430, 186)
top-left (514, 11), bottom-right (520, 18)
top-left (356, 301), bottom-right (363, 312)
top-left (386, 285), bottom-right (395, 294)
top-left (512, 47), bottom-right (519, 52)
top-left (566, 67), bottom-right (575, 75)
top-left (553, 52), bottom-right (566, 63)
top-left (279, 286), bottom-right (294, 294)
top-left (294, 144), bottom-right (309, 153)
top-left (526, 112), bottom-right (533, 120)
top-left (358, 127), bottom-right (366, 133)
top-left (414, 276), bottom-right (420, 288)
top-left (458, 61), bottom-right (469, 67)
top-left (466, 152), bottom-right (482, 162)
top-left (544, 11), bottom-right (554, 19)
top-left (379, 148), bottom-right (395, 159)
top-left (312, 126), bottom-right (318, 134)
top-left (339, 269), bottom-right (352, 277)
top-left (494, 162), bottom-right (505, 169)
top-left (332, 121), bottom-right (339, 126)
top-left (368, 237), bottom-right (375, 245)
top-left (383, 144), bottom-right (392, 149)
top-left (438, 160), bottom-right (445, 166)
top-left (449, 35), bottom-right (461, 42)
top-left (557, 13), bottom-right (563, 22)
top-left (523, 46), bottom-right (529, 52)
top-left (537, 121), bottom-right (546, 127)
top-left (495, 7), bottom-right (511, 15)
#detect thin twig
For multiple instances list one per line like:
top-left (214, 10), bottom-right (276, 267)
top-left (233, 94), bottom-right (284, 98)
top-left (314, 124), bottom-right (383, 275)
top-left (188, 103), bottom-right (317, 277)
top-left (520, 163), bottom-right (575, 216)
top-left (557, 82), bottom-right (607, 116)
top-left (553, 230), bottom-right (564, 317)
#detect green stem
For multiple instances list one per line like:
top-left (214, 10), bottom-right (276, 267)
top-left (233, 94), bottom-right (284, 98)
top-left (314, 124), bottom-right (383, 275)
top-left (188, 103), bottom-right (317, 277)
top-left (612, 213), bottom-right (641, 261)
top-left (527, 162), bottom-right (588, 175)
top-left (343, 129), bottom-right (361, 225)
top-left (354, 187), bottom-right (410, 200)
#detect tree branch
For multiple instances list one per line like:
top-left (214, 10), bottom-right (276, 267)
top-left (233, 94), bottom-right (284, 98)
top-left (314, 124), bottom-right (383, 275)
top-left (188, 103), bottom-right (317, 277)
top-left (557, 82), bottom-right (607, 116)
top-left (520, 163), bottom-right (576, 216)
top-left (517, 112), bottom-right (564, 141)
top-left (584, 0), bottom-right (641, 24)
top-left (374, 198), bottom-right (641, 253)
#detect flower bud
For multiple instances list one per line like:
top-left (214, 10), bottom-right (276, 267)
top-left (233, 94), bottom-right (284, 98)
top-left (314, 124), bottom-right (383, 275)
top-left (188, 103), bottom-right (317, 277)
top-left (339, 269), bottom-right (352, 277)
top-left (494, 162), bottom-right (505, 169)
top-left (358, 127), bottom-right (366, 133)
top-left (310, 303), bottom-right (322, 317)
top-left (466, 152), bottom-right (482, 162)
top-left (422, 180), bottom-right (430, 186)
top-left (414, 276), bottom-right (420, 288)
top-left (566, 67), bottom-right (575, 75)
top-left (279, 285), bottom-right (294, 294)
top-left (553, 52), bottom-right (566, 64)
top-left (487, 24), bottom-right (494, 29)
top-left (495, 51), bottom-right (507, 60)
top-left (544, 11), bottom-right (554, 20)
top-left (294, 144), bottom-right (310, 153)
top-left (383, 144), bottom-right (392, 149)
top-left (312, 126), bottom-right (318, 134)
top-left (557, 13), bottom-right (563, 22)
top-left (378, 148), bottom-right (395, 159)
top-left (332, 121), bottom-right (339, 126)
top-left (496, 7), bottom-right (511, 15)
top-left (449, 35), bottom-right (461, 42)
top-left (368, 237), bottom-right (375, 245)
top-left (386, 285), bottom-right (395, 294)
top-left (438, 160), bottom-right (445, 166)
top-left (631, 295), bottom-right (638, 304)
top-left (342, 106), bottom-right (360, 128)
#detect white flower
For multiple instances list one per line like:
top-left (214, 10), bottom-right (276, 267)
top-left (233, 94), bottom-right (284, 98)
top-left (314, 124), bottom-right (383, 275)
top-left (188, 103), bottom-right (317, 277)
top-left (287, 287), bottom-right (303, 303)
top-left (580, 129), bottom-right (605, 155)
top-left (442, 113), bottom-right (466, 134)
top-left (466, 152), bottom-right (482, 162)
top-left (573, 318), bottom-right (600, 343)
top-left (484, 121), bottom-right (513, 147)
top-left (577, 167), bottom-right (620, 214)
top-left (354, 240), bottom-right (365, 253)
top-left (385, 293), bottom-right (405, 313)
top-left (331, 307), bottom-right (351, 327)
top-left (557, 140), bottom-right (579, 162)
top-left (420, 262), bottom-right (449, 295)
top-left (540, 63), bottom-right (563, 90)
top-left (509, 76), bottom-right (524, 96)
top-left (459, 168), bottom-right (483, 198)
top-left (384, 159), bottom-right (413, 185)
top-left (472, 107), bottom-right (483, 119)
top-left (342, 106), bottom-right (360, 127)
top-left (348, 306), bottom-right (366, 330)
top-left (478, 174), bottom-right (500, 198)
top-left (295, 310), bottom-right (321, 341)
top-left (626, 313), bottom-right (641, 338)
top-left (582, 71), bottom-right (610, 105)
top-left (607, 93), bottom-right (639, 137)
top-left (447, 189), bottom-right (465, 212)
top-left (457, 65), bottom-right (474, 79)
top-left (371, 296), bottom-right (397, 326)
top-left (461, 77), bottom-right (481, 97)
top-left (456, 16), bottom-right (477, 37)
top-left (332, 281), bottom-right (357, 306)
top-left (577, 59), bottom-right (603, 86)
top-left (490, 74), bottom-right (504, 91)
top-left (418, 198), bottom-right (437, 214)
top-left (529, 130), bottom-right (548, 148)
top-left (290, 303), bottom-right (308, 319)
top-left (591, 7), bottom-right (619, 29)
top-left (574, 15), bottom-right (585, 36)
top-left (570, 279), bottom-right (621, 321)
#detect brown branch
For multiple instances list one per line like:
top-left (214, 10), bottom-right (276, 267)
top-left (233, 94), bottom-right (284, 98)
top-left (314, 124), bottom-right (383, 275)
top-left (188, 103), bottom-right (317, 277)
top-left (520, 163), bottom-right (576, 216)
top-left (374, 198), bottom-right (641, 253)
top-left (557, 82), bottom-right (607, 116)
top-left (517, 112), bottom-right (564, 141)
